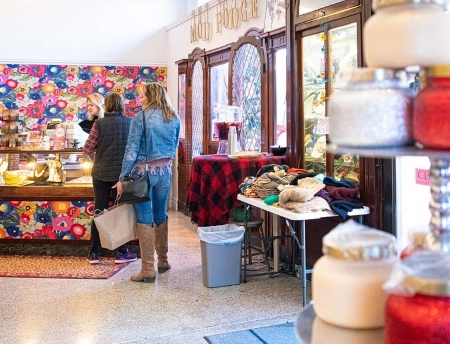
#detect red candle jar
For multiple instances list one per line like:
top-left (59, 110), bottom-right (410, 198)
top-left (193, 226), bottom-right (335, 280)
top-left (385, 250), bottom-right (450, 344)
top-left (413, 65), bottom-right (450, 149)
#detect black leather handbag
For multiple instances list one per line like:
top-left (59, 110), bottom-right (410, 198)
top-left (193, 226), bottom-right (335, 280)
top-left (118, 112), bottom-right (150, 204)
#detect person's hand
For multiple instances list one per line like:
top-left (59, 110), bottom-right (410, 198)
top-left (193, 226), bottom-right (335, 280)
top-left (112, 181), bottom-right (123, 195)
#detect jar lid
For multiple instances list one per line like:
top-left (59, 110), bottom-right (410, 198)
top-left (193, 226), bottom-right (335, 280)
top-left (428, 65), bottom-right (450, 77)
top-left (323, 226), bottom-right (397, 261)
top-left (334, 68), bottom-right (408, 88)
top-left (401, 250), bottom-right (450, 296)
top-left (374, 0), bottom-right (446, 10)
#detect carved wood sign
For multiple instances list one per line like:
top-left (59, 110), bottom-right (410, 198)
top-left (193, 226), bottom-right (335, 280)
top-left (190, 0), bottom-right (258, 43)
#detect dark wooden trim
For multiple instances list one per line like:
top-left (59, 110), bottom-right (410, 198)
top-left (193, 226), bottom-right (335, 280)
top-left (176, 59), bottom-right (188, 74)
top-left (286, 0), bottom-right (299, 167)
top-left (296, 0), bottom-right (361, 25)
top-left (228, 33), bottom-right (268, 152)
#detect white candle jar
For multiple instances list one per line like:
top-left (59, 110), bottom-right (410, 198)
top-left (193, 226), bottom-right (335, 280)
top-left (328, 68), bottom-right (415, 148)
top-left (312, 224), bottom-right (398, 329)
top-left (364, 0), bottom-right (450, 68)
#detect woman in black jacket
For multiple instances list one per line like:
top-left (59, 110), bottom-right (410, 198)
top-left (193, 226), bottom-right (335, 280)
top-left (83, 92), bottom-right (137, 264)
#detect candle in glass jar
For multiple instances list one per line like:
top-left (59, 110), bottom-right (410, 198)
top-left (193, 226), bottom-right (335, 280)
top-left (328, 68), bottom-right (415, 148)
top-left (312, 222), bottom-right (398, 329)
top-left (385, 250), bottom-right (450, 344)
top-left (364, 0), bottom-right (450, 68)
top-left (413, 65), bottom-right (450, 149)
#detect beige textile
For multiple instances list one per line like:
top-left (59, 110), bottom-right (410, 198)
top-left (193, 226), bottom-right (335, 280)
top-left (253, 171), bottom-right (298, 199)
top-left (278, 177), bottom-right (326, 205)
top-left (281, 196), bottom-right (332, 214)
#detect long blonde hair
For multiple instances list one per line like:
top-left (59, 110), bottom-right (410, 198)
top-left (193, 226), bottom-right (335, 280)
top-left (87, 93), bottom-right (105, 120)
top-left (141, 83), bottom-right (178, 122)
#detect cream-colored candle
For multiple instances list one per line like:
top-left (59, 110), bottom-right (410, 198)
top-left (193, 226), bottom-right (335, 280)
top-left (312, 222), bottom-right (398, 329)
top-left (364, 0), bottom-right (450, 68)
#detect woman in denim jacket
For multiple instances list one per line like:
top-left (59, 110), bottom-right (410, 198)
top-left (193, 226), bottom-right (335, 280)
top-left (114, 83), bottom-right (180, 283)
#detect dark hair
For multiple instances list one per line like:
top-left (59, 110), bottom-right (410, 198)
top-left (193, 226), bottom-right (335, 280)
top-left (104, 93), bottom-right (124, 114)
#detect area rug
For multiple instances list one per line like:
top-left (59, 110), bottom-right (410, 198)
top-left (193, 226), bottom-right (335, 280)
top-left (204, 322), bottom-right (297, 344)
top-left (0, 255), bottom-right (129, 279)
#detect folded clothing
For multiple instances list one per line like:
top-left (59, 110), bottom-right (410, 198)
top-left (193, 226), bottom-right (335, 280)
top-left (325, 185), bottom-right (361, 202)
top-left (289, 172), bottom-right (320, 185)
top-left (253, 170), bottom-right (297, 199)
top-left (279, 177), bottom-right (325, 205)
top-left (323, 176), bottom-right (355, 189)
top-left (281, 196), bottom-right (331, 214)
top-left (329, 200), bottom-right (364, 219)
top-left (256, 164), bottom-right (290, 178)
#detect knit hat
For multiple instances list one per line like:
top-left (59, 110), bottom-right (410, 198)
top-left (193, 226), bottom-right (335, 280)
top-left (279, 177), bottom-right (325, 205)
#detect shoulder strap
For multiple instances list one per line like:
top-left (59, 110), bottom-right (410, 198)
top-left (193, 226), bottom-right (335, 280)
top-left (142, 111), bottom-right (148, 166)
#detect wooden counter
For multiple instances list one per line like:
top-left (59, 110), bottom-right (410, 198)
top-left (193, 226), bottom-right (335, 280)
top-left (0, 184), bottom-right (94, 201)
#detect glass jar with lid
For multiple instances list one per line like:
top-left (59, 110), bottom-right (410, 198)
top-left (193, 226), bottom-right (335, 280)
top-left (385, 250), bottom-right (450, 344)
top-left (312, 221), bottom-right (398, 329)
top-left (364, 0), bottom-right (450, 68)
top-left (328, 68), bottom-right (415, 148)
top-left (413, 65), bottom-right (450, 149)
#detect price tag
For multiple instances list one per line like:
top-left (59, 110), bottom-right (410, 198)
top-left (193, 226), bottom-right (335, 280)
top-left (415, 168), bottom-right (430, 186)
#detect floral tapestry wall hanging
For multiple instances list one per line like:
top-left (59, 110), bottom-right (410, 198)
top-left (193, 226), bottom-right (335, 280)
top-left (0, 64), bottom-right (167, 130)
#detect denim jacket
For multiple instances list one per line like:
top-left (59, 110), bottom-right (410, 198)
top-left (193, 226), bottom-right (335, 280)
top-left (119, 108), bottom-right (180, 181)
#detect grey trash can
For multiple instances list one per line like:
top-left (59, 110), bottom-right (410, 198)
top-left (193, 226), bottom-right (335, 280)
top-left (197, 224), bottom-right (245, 288)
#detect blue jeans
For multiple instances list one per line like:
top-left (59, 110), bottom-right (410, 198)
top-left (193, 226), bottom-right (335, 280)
top-left (90, 178), bottom-right (127, 254)
top-left (134, 166), bottom-right (171, 226)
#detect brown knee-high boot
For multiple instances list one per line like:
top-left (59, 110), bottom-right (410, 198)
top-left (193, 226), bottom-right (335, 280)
top-left (155, 218), bottom-right (171, 273)
top-left (131, 223), bottom-right (156, 283)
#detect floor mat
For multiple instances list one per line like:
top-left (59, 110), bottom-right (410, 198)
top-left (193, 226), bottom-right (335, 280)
top-left (204, 322), bottom-right (297, 344)
top-left (0, 255), bottom-right (129, 279)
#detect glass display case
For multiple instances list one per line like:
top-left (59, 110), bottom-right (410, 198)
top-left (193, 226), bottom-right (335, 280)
top-left (301, 19), bottom-right (360, 185)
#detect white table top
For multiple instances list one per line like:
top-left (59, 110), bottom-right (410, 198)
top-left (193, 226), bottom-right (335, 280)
top-left (237, 194), bottom-right (370, 221)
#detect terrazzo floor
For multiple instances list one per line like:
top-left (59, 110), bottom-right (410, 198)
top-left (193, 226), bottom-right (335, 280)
top-left (0, 209), bottom-right (308, 344)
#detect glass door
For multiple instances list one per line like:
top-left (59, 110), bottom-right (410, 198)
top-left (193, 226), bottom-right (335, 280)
top-left (301, 17), bottom-right (360, 185)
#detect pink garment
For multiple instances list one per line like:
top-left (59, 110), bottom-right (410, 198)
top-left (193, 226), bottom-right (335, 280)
top-left (130, 158), bottom-right (173, 176)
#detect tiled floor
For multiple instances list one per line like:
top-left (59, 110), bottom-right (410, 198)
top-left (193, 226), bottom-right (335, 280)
top-left (1, 210), bottom-right (308, 344)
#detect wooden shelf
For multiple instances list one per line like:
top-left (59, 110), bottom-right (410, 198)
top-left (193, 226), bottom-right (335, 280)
top-left (0, 184), bottom-right (94, 201)
top-left (0, 149), bottom-right (83, 154)
top-left (328, 144), bottom-right (450, 159)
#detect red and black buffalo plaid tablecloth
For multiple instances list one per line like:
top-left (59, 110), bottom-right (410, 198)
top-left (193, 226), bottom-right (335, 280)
top-left (187, 154), bottom-right (287, 227)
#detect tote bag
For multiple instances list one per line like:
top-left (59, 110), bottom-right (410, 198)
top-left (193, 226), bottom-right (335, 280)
top-left (93, 202), bottom-right (137, 250)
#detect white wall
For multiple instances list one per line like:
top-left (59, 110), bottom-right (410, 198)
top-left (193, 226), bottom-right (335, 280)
top-left (396, 156), bottom-right (431, 249)
top-left (0, 0), bottom-right (186, 65)
top-left (165, 0), bottom-right (285, 107)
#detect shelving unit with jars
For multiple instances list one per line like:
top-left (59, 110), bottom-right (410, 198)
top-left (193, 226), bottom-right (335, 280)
top-left (0, 109), bottom-right (24, 149)
top-left (295, 0), bottom-right (450, 343)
